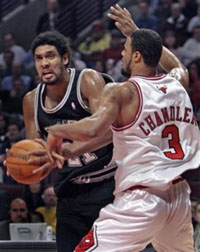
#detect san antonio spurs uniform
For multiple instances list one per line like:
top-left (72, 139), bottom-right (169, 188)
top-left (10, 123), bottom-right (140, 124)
top-left (35, 68), bottom-right (117, 252)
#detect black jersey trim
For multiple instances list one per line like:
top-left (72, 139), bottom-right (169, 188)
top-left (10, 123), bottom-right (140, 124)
top-left (70, 163), bottom-right (117, 184)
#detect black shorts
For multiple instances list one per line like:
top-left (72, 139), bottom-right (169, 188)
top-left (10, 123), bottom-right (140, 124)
top-left (56, 177), bottom-right (115, 252)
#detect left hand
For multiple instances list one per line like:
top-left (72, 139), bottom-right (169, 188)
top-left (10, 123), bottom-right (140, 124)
top-left (28, 138), bottom-right (64, 172)
top-left (107, 4), bottom-right (137, 37)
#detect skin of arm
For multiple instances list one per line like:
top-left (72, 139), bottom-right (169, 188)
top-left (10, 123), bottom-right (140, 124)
top-left (5, 90), bottom-right (51, 176)
top-left (108, 4), bottom-right (189, 89)
top-left (23, 90), bottom-right (59, 175)
top-left (61, 131), bottom-right (112, 159)
top-left (23, 90), bottom-right (42, 139)
top-left (46, 83), bottom-right (122, 154)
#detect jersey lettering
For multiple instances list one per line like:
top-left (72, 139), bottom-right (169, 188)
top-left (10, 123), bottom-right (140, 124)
top-left (68, 152), bottom-right (98, 167)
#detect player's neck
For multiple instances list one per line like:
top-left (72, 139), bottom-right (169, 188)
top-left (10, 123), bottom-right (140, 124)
top-left (132, 66), bottom-right (156, 77)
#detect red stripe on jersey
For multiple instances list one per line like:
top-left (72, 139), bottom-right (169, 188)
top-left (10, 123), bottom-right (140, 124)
top-left (132, 73), bottom-right (166, 80)
top-left (112, 80), bottom-right (143, 132)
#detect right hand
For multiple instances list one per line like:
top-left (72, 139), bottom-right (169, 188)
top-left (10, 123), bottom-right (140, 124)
top-left (28, 139), bottom-right (64, 175)
top-left (107, 4), bottom-right (137, 37)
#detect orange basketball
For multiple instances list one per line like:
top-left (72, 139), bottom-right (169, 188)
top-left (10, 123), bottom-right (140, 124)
top-left (6, 139), bottom-right (46, 185)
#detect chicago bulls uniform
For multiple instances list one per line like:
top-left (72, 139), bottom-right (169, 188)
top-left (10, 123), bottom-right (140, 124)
top-left (75, 74), bottom-right (200, 252)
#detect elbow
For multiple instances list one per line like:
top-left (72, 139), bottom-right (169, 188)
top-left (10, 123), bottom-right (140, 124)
top-left (182, 67), bottom-right (189, 90)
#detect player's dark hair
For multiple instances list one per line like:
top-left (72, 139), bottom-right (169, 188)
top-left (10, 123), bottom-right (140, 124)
top-left (31, 31), bottom-right (71, 66)
top-left (130, 29), bottom-right (162, 67)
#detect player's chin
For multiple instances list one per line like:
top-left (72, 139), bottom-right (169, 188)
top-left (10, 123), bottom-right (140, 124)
top-left (43, 79), bottom-right (58, 86)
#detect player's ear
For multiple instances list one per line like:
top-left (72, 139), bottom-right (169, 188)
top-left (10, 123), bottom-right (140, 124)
top-left (62, 53), bottom-right (69, 66)
top-left (133, 51), bottom-right (142, 63)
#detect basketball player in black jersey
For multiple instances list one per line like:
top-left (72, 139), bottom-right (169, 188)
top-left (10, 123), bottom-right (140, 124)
top-left (20, 31), bottom-right (116, 252)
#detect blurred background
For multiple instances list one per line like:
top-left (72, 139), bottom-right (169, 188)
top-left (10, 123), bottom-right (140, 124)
top-left (0, 0), bottom-right (199, 251)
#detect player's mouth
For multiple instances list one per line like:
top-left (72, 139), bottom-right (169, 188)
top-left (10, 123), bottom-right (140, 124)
top-left (42, 71), bottom-right (54, 79)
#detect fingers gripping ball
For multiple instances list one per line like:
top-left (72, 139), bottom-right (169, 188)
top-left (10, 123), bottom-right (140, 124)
top-left (6, 139), bottom-right (46, 185)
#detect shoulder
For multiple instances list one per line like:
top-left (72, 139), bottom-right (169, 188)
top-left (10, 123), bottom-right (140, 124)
top-left (23, 88), bottom-right (37, 106)
top-left (102, 81), bottom-right (134, 100)
top-left (81, 69), bottom-right (105, 83)
top-left (80, 69), bottom-right (108, 98)
top-left (82, 69), bottom-right (114, 84)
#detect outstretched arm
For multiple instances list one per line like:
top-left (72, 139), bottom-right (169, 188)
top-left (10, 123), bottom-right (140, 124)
top-left (61, 131), bottom-right (112, 160)
top-left (46, 83), bottom-right (121, 154)
top-left (108, 4), bottom-right (189, 88)
top-left (159, 47), bottom-right (189, 89)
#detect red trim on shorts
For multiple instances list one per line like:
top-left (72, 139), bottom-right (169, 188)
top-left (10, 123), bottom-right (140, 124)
top-left (111, 79), bottom-right (143, 132)
top-left (126, 177), bottom-right (184, 191)
top-left (75, 226), bottom-right (98, 252)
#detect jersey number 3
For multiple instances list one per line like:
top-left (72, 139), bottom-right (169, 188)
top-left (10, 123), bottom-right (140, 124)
top-left (162, 124), bottom-right (185, 160)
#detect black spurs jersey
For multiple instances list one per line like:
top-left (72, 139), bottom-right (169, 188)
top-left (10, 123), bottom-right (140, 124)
top-left (34, 68), bottom-right (117, 197)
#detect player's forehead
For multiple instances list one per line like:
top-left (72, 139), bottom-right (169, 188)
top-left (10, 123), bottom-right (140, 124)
top-left (34, 44), bottom-right (59, 56)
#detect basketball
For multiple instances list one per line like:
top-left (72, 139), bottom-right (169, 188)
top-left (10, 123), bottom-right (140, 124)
top-left (6, 139), bottom-right (46, 185)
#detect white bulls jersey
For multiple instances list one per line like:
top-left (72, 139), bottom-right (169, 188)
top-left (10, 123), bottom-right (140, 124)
top-left (112, 73), bottom-right (200, 195)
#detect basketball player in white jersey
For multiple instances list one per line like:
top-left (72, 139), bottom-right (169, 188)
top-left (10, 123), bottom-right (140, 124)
top-left (45, 5), bottom-right (200, 251)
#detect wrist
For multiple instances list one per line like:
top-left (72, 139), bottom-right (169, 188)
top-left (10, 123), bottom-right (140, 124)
top-left (46, 125), bottom-right (61, 137)
top-left (61, 143), bottom-right (73, 159)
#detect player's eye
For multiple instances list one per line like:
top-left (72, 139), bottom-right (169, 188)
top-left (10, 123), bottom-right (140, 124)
top-left (47, 53), bottom-right (55, 59)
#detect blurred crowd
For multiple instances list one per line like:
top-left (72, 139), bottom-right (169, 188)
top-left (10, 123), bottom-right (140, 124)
top-left (0, 0), bottom-right (199, 247)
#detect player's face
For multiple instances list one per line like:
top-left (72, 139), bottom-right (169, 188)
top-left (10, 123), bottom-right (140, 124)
top-left (121, 37), bottom-right (132, 77)
top-left (34, 45), bottom-right (68, 85)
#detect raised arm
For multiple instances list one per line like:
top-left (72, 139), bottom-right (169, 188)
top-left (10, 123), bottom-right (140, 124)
top-left (108, 4), bottom-right (189, 88)
top-left (159, 47), bottom-right (189, 89)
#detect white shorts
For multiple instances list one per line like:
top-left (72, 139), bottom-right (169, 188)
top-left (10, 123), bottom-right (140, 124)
top-left (75, 179), bottom-right (193, 252)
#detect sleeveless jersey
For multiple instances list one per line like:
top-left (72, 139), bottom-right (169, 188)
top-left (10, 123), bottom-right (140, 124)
top-left (112, 74), bottom-right (200, 194)
top-left (35, 68), bottom-right (116, 197)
